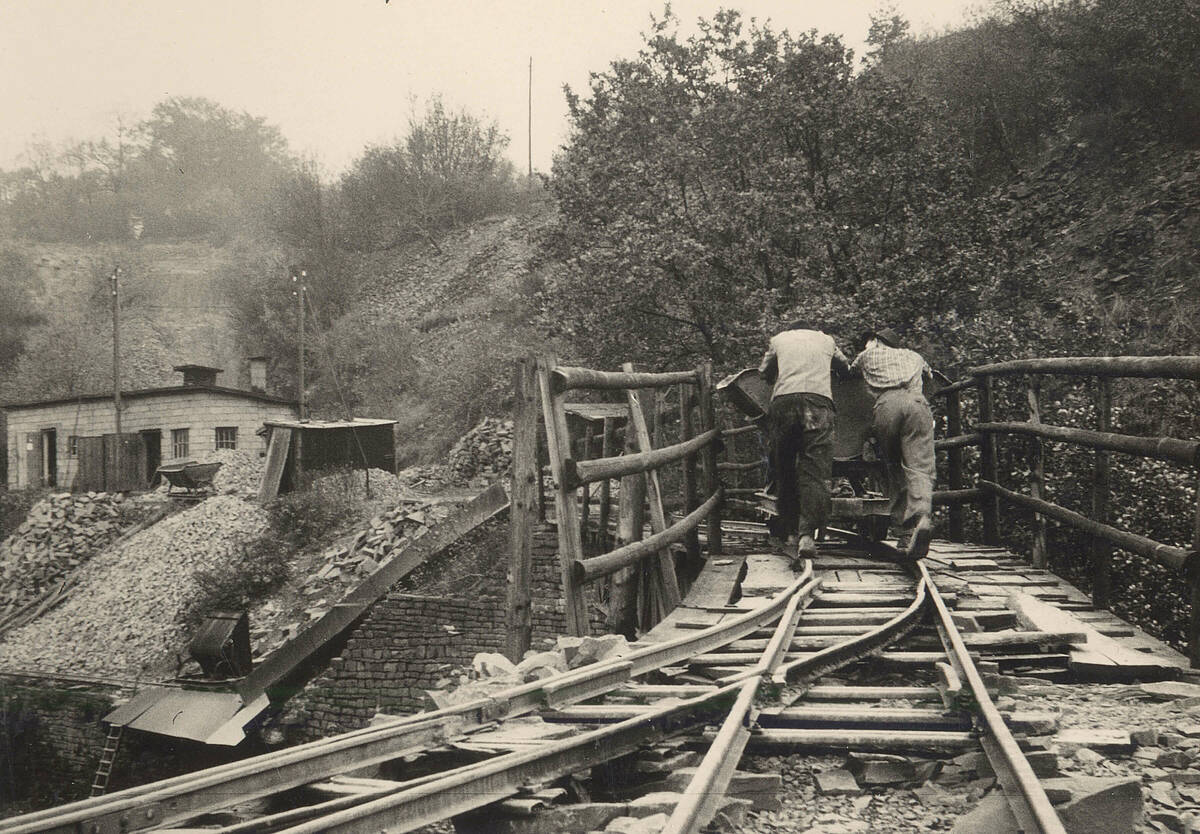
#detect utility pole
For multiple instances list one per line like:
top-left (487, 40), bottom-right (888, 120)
top-left (528, 56), bottom-right (533, 183)
top-left (292, 268), bottom-right (307, 422)
top-left (110, 266), bottom-right (122, 436)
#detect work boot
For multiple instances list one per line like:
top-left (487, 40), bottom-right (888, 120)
top-left (796, 533), bottom-right (817, 560)
top-left (907, 515), bottom-right (932, 559)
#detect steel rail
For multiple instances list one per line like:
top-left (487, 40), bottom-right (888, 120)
top-left (917, 561), bottom-right (1067, 834)
top-left (274, 684), bottom-right (744, 834)
top-left (1, 565), bottom-right (814, 834)
top-left (665, 544), bottom-right (937, 834)
top-left (662, 567), bottom-right (817, 833)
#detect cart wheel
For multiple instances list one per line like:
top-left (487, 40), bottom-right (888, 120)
top-left (860, 516), bottom-right (891, 543)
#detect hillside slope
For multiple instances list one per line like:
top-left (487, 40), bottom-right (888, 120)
top-left (1, 239), bottom-right (258, 400)
top-left (333, 200), bottom-right (562, 463)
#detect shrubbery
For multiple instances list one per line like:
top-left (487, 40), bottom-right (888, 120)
top-left (181, 485), bottom-right (360, 629)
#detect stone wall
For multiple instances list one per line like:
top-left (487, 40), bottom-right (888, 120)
top-left (298, 518), bottom-right (607, 739)
top-left (0, 676), bottom-right (117, 808)
top-left (5, 389), bottom-right (297, 489)
top-left (0, 675), bottom-right (256, 813)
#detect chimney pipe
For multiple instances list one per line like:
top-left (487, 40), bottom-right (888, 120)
top-left (248, 357), bottom-right (267, 393)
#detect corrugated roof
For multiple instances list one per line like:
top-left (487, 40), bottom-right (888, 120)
top-left (263, 417), bottom-right (397, 430)
top-left (103, 688), bottom-right (270, 745)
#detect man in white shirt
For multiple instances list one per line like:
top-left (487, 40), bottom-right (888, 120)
top-left (849, 327), bottom-right (935, 558)
top-left (759, 321), bottom-right (851, 563)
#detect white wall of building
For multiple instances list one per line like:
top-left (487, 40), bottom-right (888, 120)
top-left (5, 390), bottom-right (297, 490)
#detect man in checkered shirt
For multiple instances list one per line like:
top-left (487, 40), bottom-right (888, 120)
top-left (850, 328), bottom-right (935, 558)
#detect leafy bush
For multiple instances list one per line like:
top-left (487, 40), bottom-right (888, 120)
top-left (267, 477), bottom-right (360, 550)
top-left (180, 483), bottom-right (359, 629)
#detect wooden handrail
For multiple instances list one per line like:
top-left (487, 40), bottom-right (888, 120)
top-left (717, 460), bottom-right (762, 472)
top-left (933, 488), bottom-right (982, 505)
top-left (980, 479), bottom-right (1192, 572)
top-left (936, 433), bottom-right (982, 451)
top-left (975, 421), bottom-right (1200, 466)
top-left (970, 356), bottom-right (1200, 380)
top-left (931, 377), bottom-right (977, 397)
top-left (566, 429), bottom-right (719, 487)
top-left (572, 490), bottom-right (722, 583)
top-left (553, 366), bottom-right (699, 392)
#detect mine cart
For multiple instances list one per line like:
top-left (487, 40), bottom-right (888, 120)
top-left (716, 368), bottom-right (893, 541)
top-left (157, 461), bottom-right (223, 498)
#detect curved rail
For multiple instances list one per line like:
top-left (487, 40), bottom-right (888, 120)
top-left (0, 564), bottom-right (814, 834)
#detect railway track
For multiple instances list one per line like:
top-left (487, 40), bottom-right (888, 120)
top-left (1, 530), bottom-right (1067, 834)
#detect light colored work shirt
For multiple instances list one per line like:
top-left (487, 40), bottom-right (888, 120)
top-left (850, 344), bottom-right (930, 395)
top-left (759, 329), bottom-right (848, 401)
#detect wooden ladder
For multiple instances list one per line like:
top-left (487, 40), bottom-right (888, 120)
top-left (90, 724), bottom-right (124, 797)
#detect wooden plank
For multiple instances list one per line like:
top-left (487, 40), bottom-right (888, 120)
top-left (538, 358), bottom-right (591, 636)
top-left (678, 554), bottom-right (746, 608)
top-left (1007, 590), bottom-right (1184, 679)
top-left (506, 358), bottom-right (539, 662)
top-left (258, 427), bottom-right (292, 502)
top-left (624, 365), bottom-right (682, 611)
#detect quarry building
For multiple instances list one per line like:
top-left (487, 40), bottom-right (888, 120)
top-left (3, 362), bottom-right (298, 491)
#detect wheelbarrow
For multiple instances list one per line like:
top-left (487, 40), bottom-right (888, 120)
top-left (157, 461), bottom-right (223, 499)
top-left (716, 368), bottom-right (893, 541)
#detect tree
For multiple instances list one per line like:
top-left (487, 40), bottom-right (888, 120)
top-left (339, 96), bottom-right (517, 251)
top-left (0, 248), bottom-right (44, 376)
top-left (138, 96), bottom-right (294, 238)
top-left (545, 10), bottom-right (993, 372)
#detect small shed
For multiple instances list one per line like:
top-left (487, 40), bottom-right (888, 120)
top-left (259, 418), bottom-right (398, 500)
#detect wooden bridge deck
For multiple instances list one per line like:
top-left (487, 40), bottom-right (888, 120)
top-left (641, 527), bottom-right (1191, 681)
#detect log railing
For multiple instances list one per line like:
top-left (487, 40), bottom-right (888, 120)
top-left (507, 356), bottom-right (724, 657)
top-left (931, 355), bottom-right (1200, 665)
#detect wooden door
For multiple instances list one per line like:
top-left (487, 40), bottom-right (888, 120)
top-left (25, 432), bottom-right (42, 488)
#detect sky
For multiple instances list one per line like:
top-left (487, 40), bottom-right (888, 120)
top-left (0, 1), bottom-right (980, 177)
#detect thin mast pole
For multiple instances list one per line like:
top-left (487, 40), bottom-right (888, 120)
top-left (111, 267), bottom-right (122, 436)
top-left (528, 56), bottom-right (533, 181)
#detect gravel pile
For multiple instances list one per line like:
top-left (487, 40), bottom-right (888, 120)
top-left (447, 418), bottom-right (513, 483)
top-left (0, 492), bottom-right (136, 614)
top-left (311, 468), bottom-right (411, 508)
top-left (0, 494), bottom-right (267, 678)
top-left (395, 464), bottom-right (456, 493)
top-left (156, 448), bottom-right (266, 496)
top-left (247, 497), bottom-right (453, 659)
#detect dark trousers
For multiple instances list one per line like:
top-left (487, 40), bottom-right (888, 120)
top-left (872, 388), bottom-right (936, 528)
top-left (769, 393), bottom-right (835, 538)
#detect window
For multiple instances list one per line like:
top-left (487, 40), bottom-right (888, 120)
top-left (215, 427), bottom-right (238, 450)
top-left (172, 428), bottom-right (190, 459)
top-left (68, 436), bottom-right (78, 457)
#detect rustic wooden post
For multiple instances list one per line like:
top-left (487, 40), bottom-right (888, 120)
top-left (1026, 378), bottom-right (1048, 569)
top-left (1188, 471), bottom-right (1200, 667)
top-left (697, 362), bottom-right (723, 554)
top-left (945, 389), bottom-right (965, 542)
top-left (597, 417), bottom-right (614, 551)
top-left (623, 363), bottom-right (682, 613)
top-left (535, 356), bottom-right (590, 636)
top-left (679, 383), bottom-right (700, 563)
top-left (609, 413), bottom-right (645, 637)
top-left (506, 357), bottom-right (538, 662)
top-left (535, 425), bottom-right (547, 522)
top-left (579, 426), bottom-right (594, 537)
top-left (1092, 377), bottom-right (1113, 609)
top-left (977, 375), bottom-right (1001, 545)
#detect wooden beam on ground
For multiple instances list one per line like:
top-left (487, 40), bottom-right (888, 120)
top-left (1007, 590), bottom-right (1184, 680)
